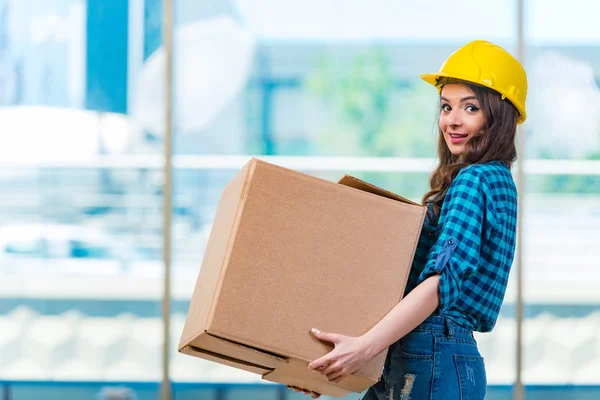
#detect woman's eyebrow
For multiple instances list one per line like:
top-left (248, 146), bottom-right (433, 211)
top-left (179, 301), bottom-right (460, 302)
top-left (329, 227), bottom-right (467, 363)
top-left (440, 96), bottom-right (478, 103)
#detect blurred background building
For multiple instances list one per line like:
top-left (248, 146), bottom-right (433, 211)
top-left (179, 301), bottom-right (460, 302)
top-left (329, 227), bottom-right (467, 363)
top-left (0, 0), bottom-right (598, 399)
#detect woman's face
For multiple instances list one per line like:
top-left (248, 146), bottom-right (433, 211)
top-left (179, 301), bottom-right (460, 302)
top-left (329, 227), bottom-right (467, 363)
top-left (439, 83), bottom-right (486, 156)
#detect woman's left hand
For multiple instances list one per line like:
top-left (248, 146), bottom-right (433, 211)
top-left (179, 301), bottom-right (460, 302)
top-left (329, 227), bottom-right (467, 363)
top-left (307, 328), bottom-right (374, 383)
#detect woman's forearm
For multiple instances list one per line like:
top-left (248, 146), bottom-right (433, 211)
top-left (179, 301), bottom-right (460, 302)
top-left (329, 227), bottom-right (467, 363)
top-left (360, 275), bottom-right (440, 358)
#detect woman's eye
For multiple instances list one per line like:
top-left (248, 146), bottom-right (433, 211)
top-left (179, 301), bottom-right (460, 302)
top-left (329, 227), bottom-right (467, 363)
top-left (466, 104), bottom-right (480, 112)
top-left (441, 104), bottom-right (451, 112)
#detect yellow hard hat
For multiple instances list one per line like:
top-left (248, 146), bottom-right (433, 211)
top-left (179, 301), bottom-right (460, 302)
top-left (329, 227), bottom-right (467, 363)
top-left (420, 40), bottom-right (528, 124)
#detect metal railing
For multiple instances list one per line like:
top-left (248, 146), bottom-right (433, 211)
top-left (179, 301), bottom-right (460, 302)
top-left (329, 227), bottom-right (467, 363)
top-left (0, 155), bottom-right (599, 175)
top-left (1, 380), bottom-right (600, 400)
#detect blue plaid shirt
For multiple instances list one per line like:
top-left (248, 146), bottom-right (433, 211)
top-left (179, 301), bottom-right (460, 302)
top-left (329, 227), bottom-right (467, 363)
top-left (405, 161), bottom-right (518, 333)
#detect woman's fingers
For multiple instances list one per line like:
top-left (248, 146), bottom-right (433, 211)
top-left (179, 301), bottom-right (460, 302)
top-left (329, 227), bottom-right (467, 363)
top-left (286, 385), bottom-right (320, 398)
top-left (326, 368), bottom-right (347, 382)
top-left (321, 361), bottom-right (342, 375)
top-left (287, 385), bottom-right (306, 394)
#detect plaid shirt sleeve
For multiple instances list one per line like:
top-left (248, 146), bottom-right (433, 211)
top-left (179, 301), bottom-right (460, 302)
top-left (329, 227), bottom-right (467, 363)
top-left (419, 165), bottom-right (499, 316)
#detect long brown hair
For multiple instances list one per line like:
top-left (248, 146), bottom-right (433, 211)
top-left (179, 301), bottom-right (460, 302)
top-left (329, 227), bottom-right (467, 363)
top-left (422, 81), bottom-right (519, 217)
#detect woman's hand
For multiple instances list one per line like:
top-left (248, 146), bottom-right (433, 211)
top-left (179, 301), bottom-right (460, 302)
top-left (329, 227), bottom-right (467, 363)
top-left (286, 385), bottom-right (321, 398)
top-left (283, 328), bottom-right (375, 396)
top-left (307, 328), bottom-right (375, 383)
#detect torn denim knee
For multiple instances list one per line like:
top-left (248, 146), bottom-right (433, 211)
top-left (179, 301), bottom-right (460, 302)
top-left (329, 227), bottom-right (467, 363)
top-left (397, 373), bottom-right (416, 400)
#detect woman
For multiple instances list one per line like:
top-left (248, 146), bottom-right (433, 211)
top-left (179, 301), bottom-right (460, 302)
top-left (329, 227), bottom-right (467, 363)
top-left (289, 40), bottom-right (527, 399)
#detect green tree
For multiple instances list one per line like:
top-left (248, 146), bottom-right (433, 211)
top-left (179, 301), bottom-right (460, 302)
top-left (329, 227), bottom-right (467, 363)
top-left (304, 48), bottom-right (440, 200)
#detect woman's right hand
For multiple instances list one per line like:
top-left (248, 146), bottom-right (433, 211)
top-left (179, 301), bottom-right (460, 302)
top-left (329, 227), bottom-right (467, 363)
top-left (286, 385), bottom-right (321, 398)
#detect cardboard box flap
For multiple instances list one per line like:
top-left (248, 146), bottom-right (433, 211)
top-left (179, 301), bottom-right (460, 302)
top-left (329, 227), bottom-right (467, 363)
top-left (181, 332), bottom-right (289, 371)
top-left (179, 159), bottom-right (257, 348)
top-left (261, 357), bottom-right (377, 398)
top-left (338, 174), bottom-right (421, 206)
top-left (262, 360), bottom-right (351, 398)
top-left (180, 345), bottom-right (274, 375)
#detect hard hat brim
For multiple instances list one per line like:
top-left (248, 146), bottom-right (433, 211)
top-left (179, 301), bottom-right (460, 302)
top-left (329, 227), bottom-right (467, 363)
top-left (419, 73), bottom-right (444, 88)
top-left (420, 72), bottom-right (476, 89)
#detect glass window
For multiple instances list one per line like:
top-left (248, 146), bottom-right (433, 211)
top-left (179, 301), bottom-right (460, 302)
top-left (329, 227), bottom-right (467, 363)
top-left (170, 1), bottom-right (519, 397)
top-left (0, 0), bottom-right (162, 398)
top-left (524, 0), bottom-right (600, 388)
top-left (3, 0), bottom-right (599, 398)
top-left (68, 240), bottom-right (112, 259)
top-left (4, 239), bottom-right (46, 257)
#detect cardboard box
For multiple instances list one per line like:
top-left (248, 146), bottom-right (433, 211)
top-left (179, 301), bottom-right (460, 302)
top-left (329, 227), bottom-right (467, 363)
top-left (179, 158), bottom-right (426, 397)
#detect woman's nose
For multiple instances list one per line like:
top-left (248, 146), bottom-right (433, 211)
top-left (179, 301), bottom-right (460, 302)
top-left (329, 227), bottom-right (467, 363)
top-left (447, 109), bottom-right (462, 127)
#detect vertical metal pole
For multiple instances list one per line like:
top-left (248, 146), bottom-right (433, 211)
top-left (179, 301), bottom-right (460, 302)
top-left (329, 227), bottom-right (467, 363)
top-left (514, 0), bottom-right (526, 399)
top-left (3, 382), bottom-right (12, 400)
top-left (161, 0), bottom-right (173, 399)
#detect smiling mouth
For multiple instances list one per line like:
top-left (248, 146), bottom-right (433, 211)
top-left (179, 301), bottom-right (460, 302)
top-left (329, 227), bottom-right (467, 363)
top-left (449, 133), bottom-right (468, 139)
